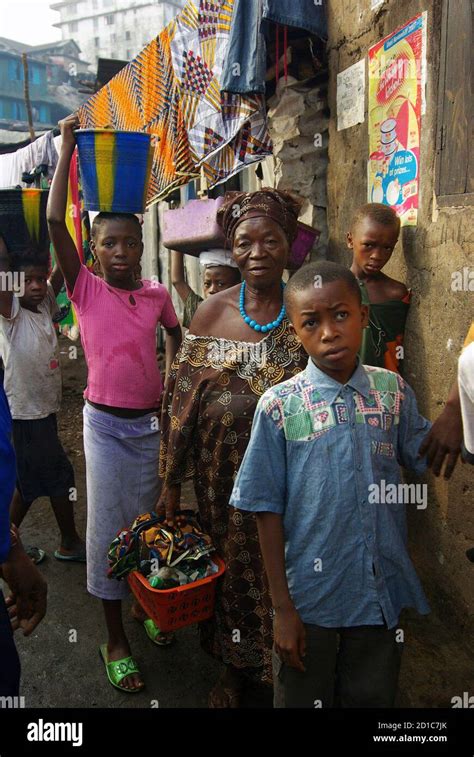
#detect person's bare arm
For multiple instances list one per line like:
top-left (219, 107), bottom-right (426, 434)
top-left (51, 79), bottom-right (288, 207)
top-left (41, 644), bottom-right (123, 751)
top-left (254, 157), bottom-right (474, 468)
top-left (164, 323), bottom-right (182, 377)
top-left (170, 250), bottom-right (193, 303)
top-left (1, 526), bottom-right (47, 636)
top-left (157, 483), bottom-right (181, 524)
top-left (187, 288), bottom-right (229, 336)
top-left (418, 381), bottom-right (462, 479)
top-left (256, 512), bottom-right (306, 671)
top-left (0, 239), bottom-right (13, 319)
top-left (49, 264), bottom-right (64, 297)
top-left (46, 114), bottom-right (81, 292)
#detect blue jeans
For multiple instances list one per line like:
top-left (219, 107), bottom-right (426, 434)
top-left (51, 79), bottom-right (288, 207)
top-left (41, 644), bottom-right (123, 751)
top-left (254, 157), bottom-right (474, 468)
top-left (263, 0), bottom-right (327, 36)
top-left (0, 591), bottom-right (20, 696)
top-left (221, 0), bottom-right (327, 94)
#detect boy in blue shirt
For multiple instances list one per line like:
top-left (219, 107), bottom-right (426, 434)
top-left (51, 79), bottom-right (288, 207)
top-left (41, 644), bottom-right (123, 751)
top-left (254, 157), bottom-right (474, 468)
top-left (230, 261), bottom-right (431, 708)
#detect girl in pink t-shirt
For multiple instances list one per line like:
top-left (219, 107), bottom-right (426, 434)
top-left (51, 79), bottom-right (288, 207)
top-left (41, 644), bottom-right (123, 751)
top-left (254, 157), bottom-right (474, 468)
top-left (47, 115), bottom-right (182, 694)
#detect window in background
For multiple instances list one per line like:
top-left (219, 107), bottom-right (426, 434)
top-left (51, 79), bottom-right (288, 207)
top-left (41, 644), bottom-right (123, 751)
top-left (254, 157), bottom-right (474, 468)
top-left (30, 65), bottom-right (42, 85)
top-left (105, 14), bottom-right (114, 25)
top-left (436, 0), bottom-right (473, 205)
top-left (38, 104), bottom-right (50, 123)
top-left (8, 60), bottom-right (22, 81)
top-left (12, 101), bottom-right (26, 120)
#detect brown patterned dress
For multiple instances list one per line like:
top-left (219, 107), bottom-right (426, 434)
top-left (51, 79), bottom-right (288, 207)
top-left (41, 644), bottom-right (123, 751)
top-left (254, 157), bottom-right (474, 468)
top-left (159, 319), bottom-right (307, 684)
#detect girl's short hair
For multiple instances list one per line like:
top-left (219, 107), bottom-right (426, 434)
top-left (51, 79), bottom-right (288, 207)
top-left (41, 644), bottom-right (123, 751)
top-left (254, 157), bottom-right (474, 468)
top-left (91, 212), bottom-right (142, 239)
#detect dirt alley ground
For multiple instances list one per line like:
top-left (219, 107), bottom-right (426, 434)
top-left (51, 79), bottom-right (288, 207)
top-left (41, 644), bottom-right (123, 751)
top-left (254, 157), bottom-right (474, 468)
top-left (5, 336), bottom-right (474, 709)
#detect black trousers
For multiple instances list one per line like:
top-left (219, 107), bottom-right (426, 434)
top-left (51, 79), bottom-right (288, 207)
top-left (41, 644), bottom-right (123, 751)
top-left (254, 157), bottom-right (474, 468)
top-left (273, 623), bottom-right (402, 708)
top-left (0, 591), bottom-right (20, 697)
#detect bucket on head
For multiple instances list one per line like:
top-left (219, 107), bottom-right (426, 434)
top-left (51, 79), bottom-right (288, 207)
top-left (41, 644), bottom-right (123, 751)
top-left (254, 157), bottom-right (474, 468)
top-left (75, 130), bottom-right (153, 213)
top-left (0, 189), bottom-right (50, 263)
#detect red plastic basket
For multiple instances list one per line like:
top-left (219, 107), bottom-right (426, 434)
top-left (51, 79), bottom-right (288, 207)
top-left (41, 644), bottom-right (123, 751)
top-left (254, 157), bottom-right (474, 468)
top-left (127, 556), bottom-right (225, 633)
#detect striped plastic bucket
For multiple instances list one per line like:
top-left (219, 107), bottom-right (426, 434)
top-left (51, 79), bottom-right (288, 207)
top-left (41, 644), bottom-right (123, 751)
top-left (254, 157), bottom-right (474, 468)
top-left (75, 130), bottom-right (153, 213)
top-left (0, 188), bottom-right (50, 260)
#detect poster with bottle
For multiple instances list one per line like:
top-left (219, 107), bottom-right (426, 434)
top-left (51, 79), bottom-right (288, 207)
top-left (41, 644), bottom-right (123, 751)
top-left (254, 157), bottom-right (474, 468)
top-left (368, 13), bottom-right (426, 226)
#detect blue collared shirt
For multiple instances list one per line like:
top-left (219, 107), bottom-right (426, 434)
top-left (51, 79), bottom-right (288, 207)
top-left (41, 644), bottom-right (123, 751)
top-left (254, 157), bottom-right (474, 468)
top-left (230, 359), bottom-right (431, 628)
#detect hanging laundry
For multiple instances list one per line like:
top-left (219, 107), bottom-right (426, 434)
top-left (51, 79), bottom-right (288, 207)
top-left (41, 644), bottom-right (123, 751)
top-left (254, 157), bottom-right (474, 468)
top-left (220, 0), bottom-right (266, 94)
top-left (221, 0), bottom-right (328, 95)
top-left (262, 0), bottom-right (327, 37)
top-left (77, 0), bottom-right (272, 203)
top-left (0, 130), bottom-right (59, 189)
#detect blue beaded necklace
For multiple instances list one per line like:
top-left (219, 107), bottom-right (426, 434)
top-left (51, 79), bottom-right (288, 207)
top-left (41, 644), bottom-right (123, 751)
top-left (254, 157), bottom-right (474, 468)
top-left (239, 281), bottom-right (286, 333)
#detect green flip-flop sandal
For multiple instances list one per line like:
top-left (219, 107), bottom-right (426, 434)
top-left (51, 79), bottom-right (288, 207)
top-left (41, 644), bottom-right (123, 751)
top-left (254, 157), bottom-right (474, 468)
top-left (143, 619), bottom-right (175, 647)
top-left (99, 644), bottom-right (144, 693)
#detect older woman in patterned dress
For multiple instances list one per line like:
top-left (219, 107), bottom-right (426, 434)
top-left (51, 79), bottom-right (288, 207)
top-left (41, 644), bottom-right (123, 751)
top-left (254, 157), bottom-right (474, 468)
top-left (159, 189), bottom-right (308, 706)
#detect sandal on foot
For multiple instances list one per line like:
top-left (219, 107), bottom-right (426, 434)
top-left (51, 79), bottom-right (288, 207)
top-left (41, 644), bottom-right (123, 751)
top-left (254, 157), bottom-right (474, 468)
top-left (26, 546), bottom-right (46, 565)
top-left (143, 619), bottom-right (175, 646)
top-left (54, 548), bottom-right (86, 563)
top-left (99, 644), bottom-right (144, 693)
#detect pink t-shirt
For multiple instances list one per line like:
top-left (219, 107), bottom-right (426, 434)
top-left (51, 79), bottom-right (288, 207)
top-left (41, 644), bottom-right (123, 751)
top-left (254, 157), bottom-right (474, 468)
top-left (67, 265), bottom-right (178, 408)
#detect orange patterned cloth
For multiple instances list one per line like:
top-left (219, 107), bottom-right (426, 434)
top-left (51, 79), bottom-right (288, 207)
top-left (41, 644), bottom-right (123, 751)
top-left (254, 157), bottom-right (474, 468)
top-left (77, 0), bottom-right (272, 205)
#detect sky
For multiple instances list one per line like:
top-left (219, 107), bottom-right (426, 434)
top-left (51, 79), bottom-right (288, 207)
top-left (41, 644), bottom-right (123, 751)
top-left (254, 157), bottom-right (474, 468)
top-left (0, 0), bottom-right (60, 45)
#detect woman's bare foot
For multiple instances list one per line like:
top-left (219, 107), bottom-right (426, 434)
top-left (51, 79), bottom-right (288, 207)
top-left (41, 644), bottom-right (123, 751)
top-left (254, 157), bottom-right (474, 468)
top-left (106, 639), bottom-right (144, 691)
top-left (208, 665), bottom-right (246, 708)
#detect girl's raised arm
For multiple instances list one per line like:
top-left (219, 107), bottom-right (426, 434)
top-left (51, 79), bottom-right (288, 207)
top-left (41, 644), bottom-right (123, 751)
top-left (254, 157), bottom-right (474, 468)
top-left (47, 115), bottom-right (81, 292)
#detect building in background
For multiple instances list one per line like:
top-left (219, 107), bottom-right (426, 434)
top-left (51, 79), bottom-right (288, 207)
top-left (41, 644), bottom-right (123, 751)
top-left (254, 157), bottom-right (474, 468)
top-left (0, 36), bottom-right (89, 131)
top-left (31, 40), bottom-right (90, 80)
top-left (51, 0), bottom-right (186, 68)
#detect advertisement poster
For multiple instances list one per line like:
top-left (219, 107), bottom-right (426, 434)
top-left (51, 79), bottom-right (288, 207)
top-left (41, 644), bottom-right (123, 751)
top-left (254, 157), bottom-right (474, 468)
top-left (368, 13), bottom-right (426, 226)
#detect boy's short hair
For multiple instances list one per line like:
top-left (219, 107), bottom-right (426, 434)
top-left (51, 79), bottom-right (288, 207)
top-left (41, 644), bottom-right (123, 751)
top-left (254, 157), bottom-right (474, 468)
top-left (10, 255), bottom-right (49, 273)
top-left (284, 261), bottom-right (362, 318)
top-left (350, 203), bottom-right (400, 233)
top-left (91, 212), bottom-right (142, 239)
top-left (0, 234), bottom-right (48, 272)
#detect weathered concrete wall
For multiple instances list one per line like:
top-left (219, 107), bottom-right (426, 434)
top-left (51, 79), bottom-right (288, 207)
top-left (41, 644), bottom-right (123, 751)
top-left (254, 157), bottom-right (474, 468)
top-left (267, 76), bottom-right (329, 256)
top-left (326, 0), bottom-right (474, 645)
